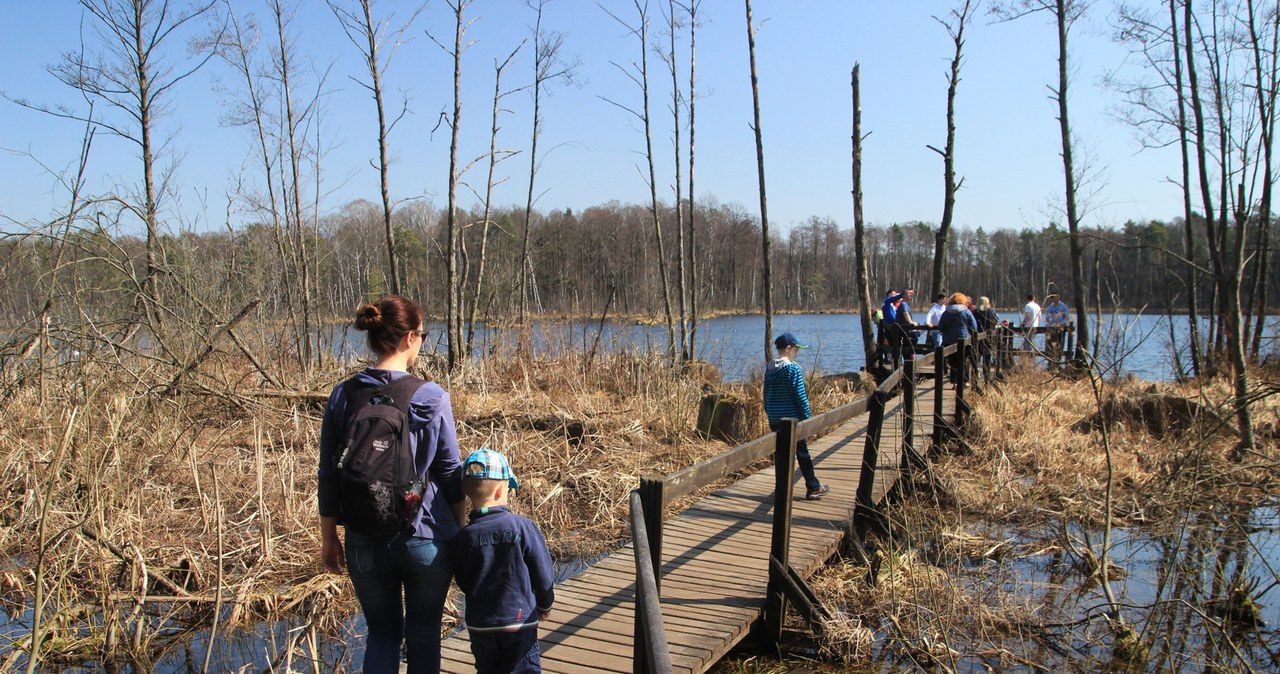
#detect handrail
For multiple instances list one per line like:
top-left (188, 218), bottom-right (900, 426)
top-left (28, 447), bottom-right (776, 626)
top-left (629, 490), bottom-right (672, 674)
top-left (657, 433), bottom-right (776, 506)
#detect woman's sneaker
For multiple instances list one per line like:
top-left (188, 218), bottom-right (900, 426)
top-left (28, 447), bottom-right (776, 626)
top-left (805, 484), bottom-right (830, 500)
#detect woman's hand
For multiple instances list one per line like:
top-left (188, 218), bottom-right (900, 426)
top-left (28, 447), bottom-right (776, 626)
top-left (321, 517), bottom-right (345, 573)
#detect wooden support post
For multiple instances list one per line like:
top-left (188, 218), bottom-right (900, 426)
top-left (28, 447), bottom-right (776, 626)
top-left (855, 392), bottom-right (889, 537)
top-left (901, 359), bottom-right (915, 465)
top-left (637, 478), bottom-right (664, 595)
top-left (768, 555), bottom-right (833, 633)
top-left (629, 491), bottom-right (672, 674)
top-left (955, 338), bottom-right (968, 426)
top-left (932, 344), bottom-right (945, 451)
top-left (764, 419), bottom-right (798, 645)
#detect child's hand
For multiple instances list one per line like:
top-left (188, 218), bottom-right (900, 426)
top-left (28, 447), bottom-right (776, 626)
top-left (538, 610), bottom-right (551, 622)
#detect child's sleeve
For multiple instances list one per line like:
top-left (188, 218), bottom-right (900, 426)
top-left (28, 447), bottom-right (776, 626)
top-left (790, 364), bottom-right (812, 420)
top-left (524, 519), bottom-right (556, 612)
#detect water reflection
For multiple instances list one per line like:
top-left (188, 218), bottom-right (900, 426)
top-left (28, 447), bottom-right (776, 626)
top-left (900, 507), bottom-right (1280, 672)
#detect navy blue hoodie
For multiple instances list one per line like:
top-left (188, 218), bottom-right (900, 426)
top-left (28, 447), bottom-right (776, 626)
top-left (453, 505), bottom-right (556, 633)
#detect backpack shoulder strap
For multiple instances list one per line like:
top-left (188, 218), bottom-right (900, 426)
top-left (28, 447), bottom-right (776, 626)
top-left (341, 374), bottom-right (425, 422)
top-left (382, 375), bottom-right (425, 414)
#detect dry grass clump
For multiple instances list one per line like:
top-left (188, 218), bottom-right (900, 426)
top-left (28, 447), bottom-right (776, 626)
top-left (806, 538), bottom-right (1045, 668)
top-left (949, 367), bottom-right (1279, 529)
top-left (447, 350), bottom-right (742, 555)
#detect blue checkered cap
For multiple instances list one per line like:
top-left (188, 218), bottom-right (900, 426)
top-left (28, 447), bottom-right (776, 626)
top-left (463, 448), bottom-right (519, 489)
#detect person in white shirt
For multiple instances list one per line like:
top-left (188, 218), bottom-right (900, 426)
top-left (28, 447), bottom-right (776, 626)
top-left (925, 293), bottom-right (946, 348)
top-left (1021, 294), bottom-right (1042, 351)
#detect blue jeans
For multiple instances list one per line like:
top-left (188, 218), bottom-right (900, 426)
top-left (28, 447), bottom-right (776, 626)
top-left (470, 629), bottom-right (542, 674)
top-left (768, 423), bottom-right (820, 491)
top-left (345, 531), bottom-right (453, 674)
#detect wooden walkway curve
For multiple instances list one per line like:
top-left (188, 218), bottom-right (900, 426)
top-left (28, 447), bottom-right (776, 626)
top-left (439, 357), bottom-right (972, 674)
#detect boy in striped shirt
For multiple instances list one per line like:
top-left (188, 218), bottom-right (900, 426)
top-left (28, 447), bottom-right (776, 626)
top-left (763, 333), bottom-right (830, 500)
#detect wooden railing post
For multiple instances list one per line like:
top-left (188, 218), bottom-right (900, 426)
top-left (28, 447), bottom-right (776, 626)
top-left (855, 390), bottom-right (887, 537)
top-left (637, 477), bottom-right (664, 595)
top-left (901, 359), bottom-right (916, 459)
top-left (955, 338), bottom-right (968, 426)
top-left (629, 491), bottom-right (672, 674)
top-left (932, 344), bottom-right (945, 450)
top-left (764, 419), bottom-right (798, 645)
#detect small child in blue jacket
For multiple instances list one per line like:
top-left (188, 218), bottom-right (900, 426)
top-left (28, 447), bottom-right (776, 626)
top-left (453, 449), bottom-right (555, 674)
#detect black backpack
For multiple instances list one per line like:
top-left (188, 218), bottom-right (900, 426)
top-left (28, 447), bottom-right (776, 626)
top-left (335, 375), bottom-right (427, 535)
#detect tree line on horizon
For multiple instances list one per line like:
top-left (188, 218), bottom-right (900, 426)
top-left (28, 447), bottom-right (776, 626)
top-left (0, 195), bottom-right (1272, 340)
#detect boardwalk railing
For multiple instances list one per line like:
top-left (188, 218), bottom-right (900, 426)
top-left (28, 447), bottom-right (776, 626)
top-left (626, 326), bottom-right (1018, 673)
top-left (628, 490), bottom-right (671, 674)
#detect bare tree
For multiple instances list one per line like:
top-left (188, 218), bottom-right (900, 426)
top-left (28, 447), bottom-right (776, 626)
top-left (601, 0), bottom-right (676, 359)
top-left (682, 0), bottom-right (701, 362)
top-left (745, 0), bottom-right (773, 359)
top-left (211, 1), bottom-right (303, 369)
top-left (928, 0), bottom-right (976, 299)
top-left (852, 64), bottom-right (875, 366)
top-left (1172, 0), bottom-right (1204, 377)
top-left (1109, 0), bottom-right (1205, 377)
top-left (328, 0), bottom-right (425, 297)
top-left (1244, 0), bottom-right (1278, 359)
top-left (270, 0), bottom-right (322, 366)
top-left (995, 0), bottom-right (1093, 366)
top-left (1183, 0), bottom-right (1256, 455)
top-left (465, 44), bottom-right (525, 354)
top-left (38, 0), bottom-right (217, 336)
top-left (662, 0), bottom-right (689, 359)
top-left (519, 0), bottom-right (578, 331)
top-left (437, 0), bottom-right (475, 368)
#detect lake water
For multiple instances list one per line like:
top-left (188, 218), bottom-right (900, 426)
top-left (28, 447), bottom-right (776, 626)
top-left (333, 312), bottom-right (1280, 384)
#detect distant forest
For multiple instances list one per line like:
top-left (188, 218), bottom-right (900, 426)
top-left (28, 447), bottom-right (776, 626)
top-left (0, 197), bottom-right (1262, 322)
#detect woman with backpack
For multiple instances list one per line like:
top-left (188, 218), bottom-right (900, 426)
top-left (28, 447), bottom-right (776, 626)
top-left (318, 294), bottom-right (467, 674)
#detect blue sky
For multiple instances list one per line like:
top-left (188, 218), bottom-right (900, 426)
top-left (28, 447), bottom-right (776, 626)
top-left (0, 1), bottom-right (1184, 236)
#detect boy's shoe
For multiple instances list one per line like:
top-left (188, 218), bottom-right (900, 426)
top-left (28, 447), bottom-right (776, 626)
top-left (805, 484), bottom-right (830, 500)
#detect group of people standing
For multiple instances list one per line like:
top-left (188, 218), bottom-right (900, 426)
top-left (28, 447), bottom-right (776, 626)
top-left (876, 288), bottom-right (1001, 378)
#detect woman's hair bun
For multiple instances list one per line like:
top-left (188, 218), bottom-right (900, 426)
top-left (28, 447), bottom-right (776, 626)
top-left (353, 303), bottom-right (383, 331)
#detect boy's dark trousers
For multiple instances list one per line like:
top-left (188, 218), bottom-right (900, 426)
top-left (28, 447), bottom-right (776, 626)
top-left (470, 628), bottom-right (542, 674)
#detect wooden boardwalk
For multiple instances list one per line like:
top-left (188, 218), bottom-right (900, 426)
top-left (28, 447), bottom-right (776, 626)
top-left (440, 383), bottom-right (954, 674)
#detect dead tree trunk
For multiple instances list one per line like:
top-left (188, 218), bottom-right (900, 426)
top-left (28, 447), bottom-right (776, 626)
top-left (1170, 0), bottom-right (1203, 377)
top-left (1051, 0), bottom-right (1092, 367)
top-left (851, 64), bottom-right (875, 366)
top-left (466, 44), bottom-right (524, 354)
top-left (665, 0), bottom-right (688, 360)
top-left (927, 0), bottom-right (973, 300)
top-left (328, 0), bottom-right (425, 298)
top-left (745, 0), bottom-right (773, 360)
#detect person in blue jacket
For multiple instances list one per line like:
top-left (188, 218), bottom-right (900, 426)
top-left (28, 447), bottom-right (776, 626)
top-left (318, 294), bottom-right (466, 674)
top-left (764, 333), bottom-right (830, 500)
top-left (879, 290), bottom-right (904, 365)
top-left (938, 292), bottom-right (980, 385)
top-left (453, 448), bottom-right (555, 674)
